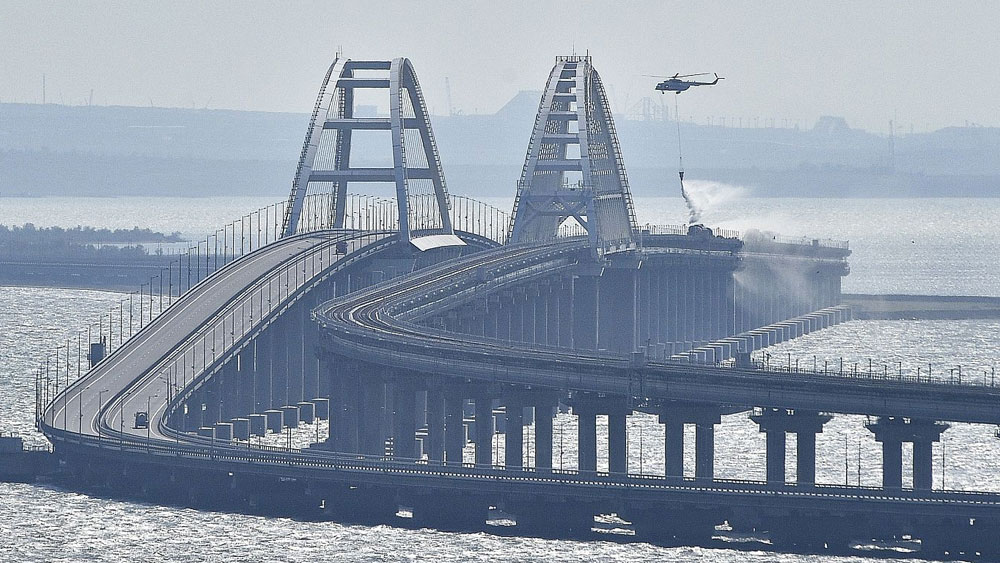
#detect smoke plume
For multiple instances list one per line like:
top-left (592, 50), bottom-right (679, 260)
top-left (680, 181), bottom-right (701, 224)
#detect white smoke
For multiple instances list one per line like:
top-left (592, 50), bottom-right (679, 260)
top-left (679, 181), bottom-right (700, 224)
top-left (678, 180), bottom-right (748, 225)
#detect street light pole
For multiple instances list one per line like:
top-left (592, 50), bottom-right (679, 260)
top-left (98, 388), bottom-right (108, 447)
top-left (79, 385), bottom-right (90, 433)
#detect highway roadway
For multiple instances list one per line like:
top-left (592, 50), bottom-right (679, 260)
top-left (44, 230), bottom-right (394, 443)
top-left (315, 239), bottom-right (1000, 425)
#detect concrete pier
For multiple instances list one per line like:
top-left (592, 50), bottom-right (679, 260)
top-left (751, 408), bottom-right (831, 485)
top-left (866, 417), bottom-right (948, 490)
top-left (248, 413), bottom-right (267, 436)
top-left (213, 422), bottom-right (233, 441)
top-left (444, 395), bottom-right (465, 464)
top-left (576, 406), bottom-right (597, 473)
top-left (263, 409), bottom-right (283, 433)
top-left (474, 398), bottom-right (493, 466)
top-left (312, 397), bottom-right (330, 420)
top-left (504, 403), bottom-right (524, 469)
top-left (280, 405), bottom-right (299, 429)
top-left (392, 382), bottom-right (418, 460)
top-left (230, 418), bottom-right (251, 440)
top-left (296, 401), bottom-right (315, 424)
top-left (659, 403), bottom-right (721, 480)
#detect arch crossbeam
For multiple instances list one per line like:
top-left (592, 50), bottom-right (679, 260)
top-left (282, 57), bottom-right (459, 249)
top-left (509, 56), bottom-right (637, 257)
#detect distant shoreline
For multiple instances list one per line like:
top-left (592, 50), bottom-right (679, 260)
top-left (843, 294), bottom-right (1000, 320)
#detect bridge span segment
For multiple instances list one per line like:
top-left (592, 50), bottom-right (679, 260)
top-left (30, 53), bottom-right (1000, 557)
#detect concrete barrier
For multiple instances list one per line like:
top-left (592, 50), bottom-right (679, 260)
top-left (231, 418), bottom-right (250, 440)
top-left (264, 409), bottom-right (283, 433)
top-left (311, 398), bottom-right (330, 420)
top-left (214, 422), bottom-right (233, 441)
top-left (281, 405), bottom-right (300, 428)
top-left (297, 401), bottom-right (315, 424)
top-left (248, 413), bottom-right (267, 436)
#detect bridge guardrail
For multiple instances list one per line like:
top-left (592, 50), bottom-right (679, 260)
top-left (41, 423), bottom-right (1000, 508)
top-left (153, 231), bottom-right (398, 432)
top-left (35, 193), bottom-right (514, 434)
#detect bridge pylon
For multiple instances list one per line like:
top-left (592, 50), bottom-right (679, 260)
top-left (282, 57), bottom-right (460, 249)
top-left (508, 55), bottom-right (638, 257)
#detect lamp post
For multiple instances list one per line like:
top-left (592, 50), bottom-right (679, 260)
top-left (79, 385), bottom-right (90, 433)
top-left (146, 393), bottom-right (158, 452)
top-left (97, 388), bottom-right (109, 447)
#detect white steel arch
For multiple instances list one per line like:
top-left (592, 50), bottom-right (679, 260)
top-left (282, 57), bottom-right (458, 248)
top-left (508, 55), bottom-right (637, 257)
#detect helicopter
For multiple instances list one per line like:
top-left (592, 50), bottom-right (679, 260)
top-left (653, 72), bottom-right (724, 94)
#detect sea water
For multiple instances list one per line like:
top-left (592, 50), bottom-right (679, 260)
top-left (0, 195), bottom-right (997, 561)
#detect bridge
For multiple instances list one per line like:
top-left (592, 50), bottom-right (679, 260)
top-left (34, 56), bottom-right (1000, 558)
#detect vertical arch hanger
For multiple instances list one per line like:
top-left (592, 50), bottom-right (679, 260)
top-left (509, 55), bottom-right (638, 258)
top-left (282, 57), bottom-right (462, 251)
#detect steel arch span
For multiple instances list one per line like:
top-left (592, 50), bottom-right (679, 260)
top-left (282, 57), bottom-right (459, 248)
top-left (508, 55), bottom-right (638, 257)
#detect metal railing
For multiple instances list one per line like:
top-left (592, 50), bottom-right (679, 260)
top-left (743, 231), bottom-right (850, 250)
top-left (33, 192), bottom-right (514, 427)
top-left (42, 424), bottom-right (1000, 502)
top-left (733, 352), bottom-right (999, 389)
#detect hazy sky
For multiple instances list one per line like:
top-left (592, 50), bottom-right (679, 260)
top-left (2, 1), bottom-right (998, 132)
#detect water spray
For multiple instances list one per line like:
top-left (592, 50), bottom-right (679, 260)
top-left (656, 71), bottom-right (723, 225)
top-left (674, 95), bottom-right (701, 225)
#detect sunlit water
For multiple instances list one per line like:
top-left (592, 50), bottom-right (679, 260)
top-left (1, 196), bottom-right (998, 561)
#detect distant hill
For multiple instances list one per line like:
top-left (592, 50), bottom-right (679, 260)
top-left (1, 101), bottom-right (998, 198)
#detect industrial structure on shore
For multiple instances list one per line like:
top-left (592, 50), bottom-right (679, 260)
top-left (25, 55), bottom-right (1000, 558)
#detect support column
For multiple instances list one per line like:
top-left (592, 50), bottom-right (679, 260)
top-left (576, 406), bottom-right (597, 473)
top-left (286, 304), bottom-right (304, 405)
top-left (444, 395), bottom-right (466, 465)
top-left (530, 285), bottom-right (546, 346)
top-left (866, 417), bottom-right (948, 491)
top-left (217, 361), bottom-right (238, 421)
top-left (557, 278), bottom-right (573, 348)
top-left (504, 402), bottom-right (524, 469)
top-left (511, 289), bottom-right (527, 343)
top-left (608, 413), bottom-right (627, 475)
top-left (326, 356), bottom-right (345, 451)
top-left (752, 408), bottom-right (831, 486)
top-left (392, 381), bottom-right (418, 460)
top-left (301, 299), bottom-right (320, 401)
top-left (253, 336), bottom-right (271, 413)
top-left (270, 315), bottom-right (288, 409)
top-left (545, 284), bottom-right (559, 346)
top-left (660, 415), bottom-right (684, 478)
top-left (572, 275), bottom-right (599, 351)
top-left (667, 266), bottom-right (679, 346)
top-left (341, 367), bottom-right (360, 453)
top-left (660, 403), bottom-right (720, 479)
top-left (913, 440), bottom-right (933, 490)
top-left (694, 422), bottom-right (715, 480)
top-left (598, 266), bottom-right (637, 353)
top-left (236, 346), bottom-right (255, 416)
top-left (535, 403), bottom-right (553, 472)
top-left (882, 438), bottom-right (903, 489)
top-left (497, 292), bottom-right (513, 342)
top-left (358, 372), bottom-right (385, 455)
top-left (425, 387), bottom-right (445, 462)
top-left (765, 429), bottom-right (786, 484)
top-left (484, 296), bottom-right (500, 339)
top-left (797, 430), bottom-right (817, 485)
top-left (474, 398), bottom-right (493, 466)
